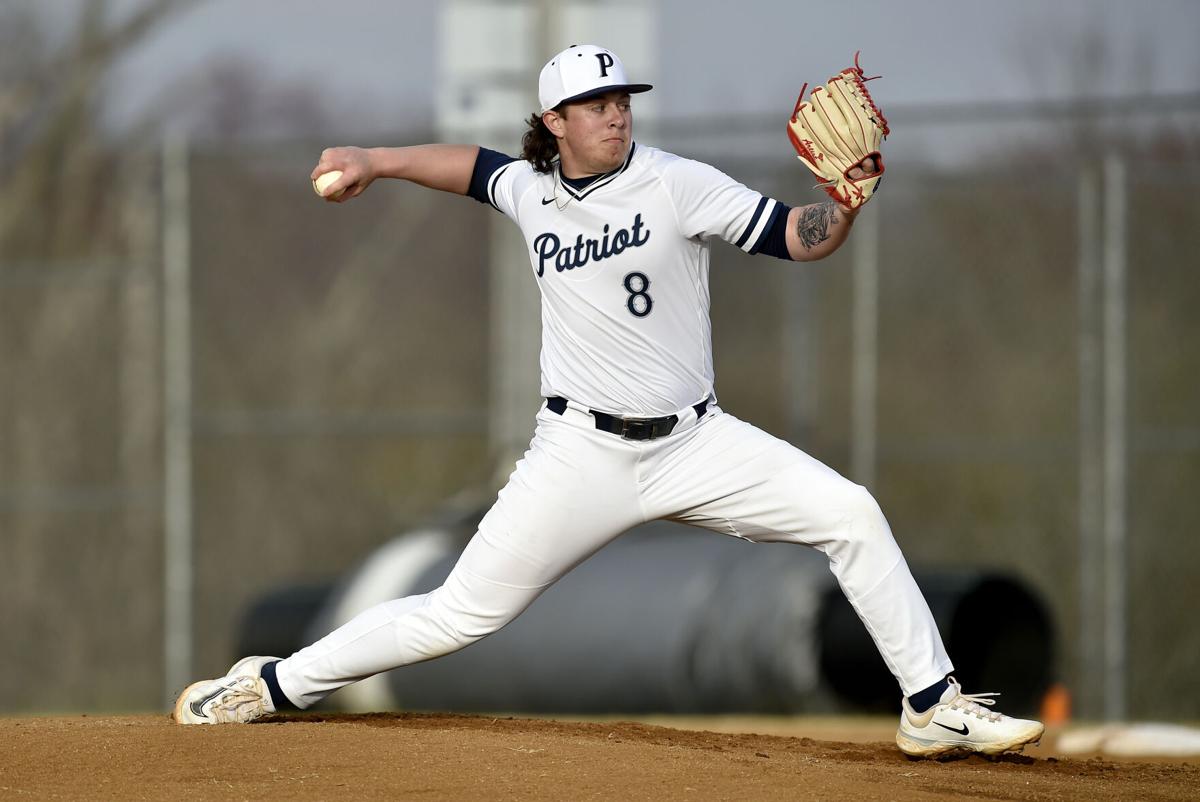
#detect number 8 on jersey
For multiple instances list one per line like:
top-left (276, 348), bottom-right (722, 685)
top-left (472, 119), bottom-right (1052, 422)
top-left (624, 271), bottom-right (652, 317)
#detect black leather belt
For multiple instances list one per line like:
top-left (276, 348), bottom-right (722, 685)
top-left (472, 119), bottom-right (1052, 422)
top-left (546, 396), bottom-right (709, 441)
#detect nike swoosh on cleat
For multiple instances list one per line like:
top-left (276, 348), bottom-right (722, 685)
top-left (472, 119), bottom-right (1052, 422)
top-left (190, 685), bottom-right (228, 718)
top-left (934, 721), bottom-right (970, 736)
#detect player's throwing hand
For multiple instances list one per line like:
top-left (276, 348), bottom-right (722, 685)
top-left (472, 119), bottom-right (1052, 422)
top-left (311, 146), bottom-right (375, 202)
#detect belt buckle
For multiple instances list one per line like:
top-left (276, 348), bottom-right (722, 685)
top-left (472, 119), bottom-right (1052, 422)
top-left (620, 418), bottom-right (653, 441)
top-left (621, 415), bottom-right (677, 441)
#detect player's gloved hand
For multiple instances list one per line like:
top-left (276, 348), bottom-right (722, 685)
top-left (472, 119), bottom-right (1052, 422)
top-left (787, 53), bottom-right (889, 211)
top-left (311, 146), bottom-right (376, 202)
top-left (847, 156), bottom-right (880, 182)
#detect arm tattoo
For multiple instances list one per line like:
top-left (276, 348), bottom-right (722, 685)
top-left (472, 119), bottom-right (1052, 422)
top-left (795, 201), bottom-right (838, 250)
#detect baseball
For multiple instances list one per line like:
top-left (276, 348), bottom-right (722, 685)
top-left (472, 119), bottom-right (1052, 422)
top-left (312, 170), bottom-right (345, 199)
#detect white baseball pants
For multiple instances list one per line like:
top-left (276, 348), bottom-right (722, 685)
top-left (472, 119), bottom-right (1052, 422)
top-left (275, 401), bottom-right (953, 708)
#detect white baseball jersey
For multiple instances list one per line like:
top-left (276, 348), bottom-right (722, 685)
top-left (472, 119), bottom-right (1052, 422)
top-left (479, 143), bottom-right (782, 416)
top-left (268, 141), bottom-right (954, 716)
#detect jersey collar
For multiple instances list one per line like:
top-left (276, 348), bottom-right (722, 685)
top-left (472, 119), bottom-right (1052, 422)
top-left (551, 142), bottom-right (638, 207)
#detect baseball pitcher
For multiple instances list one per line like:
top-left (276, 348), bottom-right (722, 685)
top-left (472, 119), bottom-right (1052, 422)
top-left (174, 45), bottom-right (1044, 759)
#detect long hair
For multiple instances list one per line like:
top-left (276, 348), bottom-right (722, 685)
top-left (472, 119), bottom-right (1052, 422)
top-left (521, 110), bottom-right (561, 174)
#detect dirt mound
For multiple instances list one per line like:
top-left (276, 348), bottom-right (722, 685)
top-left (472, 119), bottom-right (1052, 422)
top-left (3, 713), bottom-right (1196, 801)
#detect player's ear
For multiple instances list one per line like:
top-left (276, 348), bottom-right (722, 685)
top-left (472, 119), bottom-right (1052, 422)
top-left (542, 109), bottom-right (566, 139)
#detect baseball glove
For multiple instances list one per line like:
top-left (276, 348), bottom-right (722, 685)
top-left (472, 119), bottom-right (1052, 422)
top-left (787, 52), bottom-right (889, 211)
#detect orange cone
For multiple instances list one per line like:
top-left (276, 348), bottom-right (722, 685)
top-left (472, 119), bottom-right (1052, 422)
top-left (1041, 682), bottom-right (1071, 725)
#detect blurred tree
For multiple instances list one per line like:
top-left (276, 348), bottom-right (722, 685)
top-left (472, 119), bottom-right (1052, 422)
top-left (1008, 23), bottom-right (1199, 165)
top-left (154, 55), bottom-right (333, 142)
top-left (0, 0), bottom-right (203, 261)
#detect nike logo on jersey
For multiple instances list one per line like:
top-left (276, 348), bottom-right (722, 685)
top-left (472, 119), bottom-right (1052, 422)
top-left (532, 213), bottom-right (651, 277)
top-left (541, 196), bottom-right (556, 205)
top-left (934, 720), bottom-right (970, 736)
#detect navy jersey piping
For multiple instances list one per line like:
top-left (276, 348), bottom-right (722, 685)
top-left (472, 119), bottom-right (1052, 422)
top-left (735, 196), bottom-right (770, 249)
top-left (487, 163), bottom-right (514, 210)
top-left (557, 142), bottom-right (638, 202)
top-left (468, 147), bottom-right (517, 208)
top-left (748, 202), bottom-right (788, 257)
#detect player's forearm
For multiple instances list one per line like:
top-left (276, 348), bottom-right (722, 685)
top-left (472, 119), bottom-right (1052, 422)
top-left (368, 144), bottom-right (480, 195)
top-left (785, 201), bottom-right (860, 261)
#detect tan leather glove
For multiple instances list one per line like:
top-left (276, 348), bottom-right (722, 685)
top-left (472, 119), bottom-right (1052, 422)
top-left (787, 53), bottom-right (889, 211)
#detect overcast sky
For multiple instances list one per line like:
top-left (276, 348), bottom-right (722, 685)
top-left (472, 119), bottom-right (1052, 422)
top-left (32, 0), bottom-right (1200, 139)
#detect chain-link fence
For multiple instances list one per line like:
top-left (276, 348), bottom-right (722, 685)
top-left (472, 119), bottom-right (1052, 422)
top-left (2, 108), bottom-right (1198, 718)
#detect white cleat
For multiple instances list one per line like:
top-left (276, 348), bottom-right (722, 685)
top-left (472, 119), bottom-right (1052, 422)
top-left (171, 655), bottom-right (280, 725)
top-left (896, 676), bottom-right (1045, 758)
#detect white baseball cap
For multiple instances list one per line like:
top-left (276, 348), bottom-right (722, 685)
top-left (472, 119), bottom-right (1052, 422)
top-left (538, 44), bottom-right (652, 113)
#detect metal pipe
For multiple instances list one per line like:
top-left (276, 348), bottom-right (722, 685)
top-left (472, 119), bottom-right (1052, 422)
top-left (162, 131), bottom-right (193, 702)
top-left (1102, 153), bottom-right (1128, 721)
top-left (237, 522), bottom-right (1055, 714)
top-left (851, 208), bottom-right (880, 488)
top-left (1077, 165), bottom-right (1103, 718)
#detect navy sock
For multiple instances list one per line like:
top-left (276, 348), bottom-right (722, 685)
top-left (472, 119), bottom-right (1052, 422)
top-left (260, 660), bottom-right (300, 711)
top-left (908, 676), bottom-right (951, 714)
